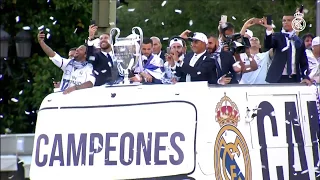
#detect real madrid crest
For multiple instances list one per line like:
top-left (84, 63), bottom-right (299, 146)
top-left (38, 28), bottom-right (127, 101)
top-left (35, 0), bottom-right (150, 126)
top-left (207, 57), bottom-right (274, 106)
top-left (291, 11), bottom-right (306, 32)
top-left (214, 93), bottom-right (252, 180)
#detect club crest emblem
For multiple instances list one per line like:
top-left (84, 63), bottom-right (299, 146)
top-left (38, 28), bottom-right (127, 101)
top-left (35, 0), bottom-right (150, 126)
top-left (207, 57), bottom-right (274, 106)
top-left (292, 12), bottom-right (306, 32)
top-left (214, 93), bottom-right (252, 180)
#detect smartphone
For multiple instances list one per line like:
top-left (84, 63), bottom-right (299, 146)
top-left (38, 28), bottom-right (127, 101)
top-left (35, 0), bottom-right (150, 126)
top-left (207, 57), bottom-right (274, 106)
top-left (225, 72), bottom-right (233, 78)
top-left (90, 20), bottom-right (96, 26)
top-left (166, 47), bottom-right (171, 54)
top-left (221, 15), bottom-right (228, 23)
top-left (266, 15), bottom-right (272, 25)
top-left (299, 5), bottom-right (304, 13)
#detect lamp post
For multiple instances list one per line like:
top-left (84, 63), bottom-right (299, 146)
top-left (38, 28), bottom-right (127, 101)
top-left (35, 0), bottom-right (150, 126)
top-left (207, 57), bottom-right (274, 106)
top-left (0, 27), bottom-right (32, 77)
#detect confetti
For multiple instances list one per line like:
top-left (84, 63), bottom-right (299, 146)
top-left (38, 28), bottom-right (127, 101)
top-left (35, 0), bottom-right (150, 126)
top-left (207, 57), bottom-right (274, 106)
top-left (27, 79), bottom-right (30, 82)
top-left (38, 25), bottom-right (44, 30)
top-left (53, 20), bottom-right (57, 25)
top-left (128, 8), bottom-right (135, 12)
top-left (117, 5), bottom-right (123, 9)
top-left (0, 98), bottom-right (2, 102)
top-left (161, 22), bottom-right (164, 25)
top-left (309, 24), bottom-right (312, 28)
top-left (5, 128), bottom-right (11, 134)
top-left (0, 74), bottom-right (2, 79)
top-left (46, 33), bottom-right (51, 39)
top-left (145, 19), bottom-right (149, 22)
top-left (175, 9), bottom-right (182, 14)
top-left (161, 1), bottom-right (166, 7)
top-left (47, 0), bottom-right (50, 2)
top-left (303, 9), bottom-right (308, 14)
top-left (49, 16), bottom-right (54, 20)
top-left (11, 98), bottom-right (18, 103)
top-left (232, 16), bottom-right (236, 20)
top-left (189, 20), bottom-right (193, 26)
top-left (73, 28), bottom-right (77, 34)
top-left (25, 111), bottom-right (30, 115)
top-left (46, 28), bottom-right (50, 32)
top-left (22, 26), bottom-right (31, 30)
top-left (15, 16), bottom-right (20, 22)
top-left (19, 90), bottom-right (23, 95)
top-left (0, 115), bottom-right (3, 118)
top-left (163, 37), bottom-right (169, 40)
top-left (270, 111), bottom-right (275, 116)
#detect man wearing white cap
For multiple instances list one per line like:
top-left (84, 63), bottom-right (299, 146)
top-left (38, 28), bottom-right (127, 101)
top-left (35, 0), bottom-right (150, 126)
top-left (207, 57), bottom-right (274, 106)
top-left (166, 31), bottom-right (216, 83)
top-left (163, 38), bottom-right (185, 81)
top-left (307, 36), bottom-right (320, 83)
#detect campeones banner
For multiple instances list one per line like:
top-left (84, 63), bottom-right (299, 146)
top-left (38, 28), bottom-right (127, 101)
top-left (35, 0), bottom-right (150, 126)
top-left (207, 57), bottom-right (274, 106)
top-left (30, 101), bottom-right (197, 180)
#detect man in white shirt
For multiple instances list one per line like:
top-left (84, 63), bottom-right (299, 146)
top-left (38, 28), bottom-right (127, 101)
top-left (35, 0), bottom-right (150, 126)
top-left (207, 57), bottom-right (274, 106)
top-left (307, 36), bottom-right (320, 83)
top-left (131, 38), bottom-right (164, 83)
top-left (239, 37), bottom-right (273, 84)
top-left (38, 31), bottom-right (95, 94)
top-left (163, 38), bottom-right (186, 82)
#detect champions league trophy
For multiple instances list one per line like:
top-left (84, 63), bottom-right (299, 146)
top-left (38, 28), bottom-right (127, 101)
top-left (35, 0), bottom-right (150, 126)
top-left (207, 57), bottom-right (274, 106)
top-left (110, 27), bottom-right (143, 85)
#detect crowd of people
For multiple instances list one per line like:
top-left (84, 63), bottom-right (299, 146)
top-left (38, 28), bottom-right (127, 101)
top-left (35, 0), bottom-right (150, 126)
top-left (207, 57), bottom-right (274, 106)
top-left (36, 10), bottom-right (320, 95)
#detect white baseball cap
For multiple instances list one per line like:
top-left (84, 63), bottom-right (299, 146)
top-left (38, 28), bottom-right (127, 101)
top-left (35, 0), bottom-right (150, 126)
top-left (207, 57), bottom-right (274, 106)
top-left (312, 36), bottom-right (320, 46)
top-left (169, 38), bottom-right (183, 47)
top-left (189, 32), bottom-right (208, 44)
top-left (245, 29), bottom-right (253, 38)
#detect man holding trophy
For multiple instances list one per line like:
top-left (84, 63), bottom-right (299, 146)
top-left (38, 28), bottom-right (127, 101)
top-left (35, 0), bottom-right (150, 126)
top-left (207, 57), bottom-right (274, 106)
top-left (110, 27), bottom-right (165, 84)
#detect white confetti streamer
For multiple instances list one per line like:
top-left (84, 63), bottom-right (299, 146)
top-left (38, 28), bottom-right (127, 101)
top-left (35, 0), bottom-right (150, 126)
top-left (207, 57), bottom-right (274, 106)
top-left (128, 8), bottom-right (135, 12)
top-left (189, 20), bottom-right (193, 26)
top-left (22, 26), bottom-right (31, 30)
top-left (19, 90), bottom-right (23, 95)
top-left (15, 16), bottom-right (20, 22)
top-left (161, 1), bottom-right (167, 6)
top-left (11, 98), bottom-right (18, 103)
top-left (53, 20), bottom-right (57, 25)
top-left (175, 9), bottom-right (182, 14)
top-left (49, 16), bottom-right (54, 20)
top-left (38, 25), bottom-right (44, 30)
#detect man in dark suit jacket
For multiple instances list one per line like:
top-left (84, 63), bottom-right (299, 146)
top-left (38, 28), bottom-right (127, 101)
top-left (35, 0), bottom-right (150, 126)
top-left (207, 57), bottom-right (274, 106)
top-left (211, 50), bottom-right (239, 84)
top-left (262, 14), bottom-right (311, 85)
top-left (87, 25), bottom-right (119, 86)
top-left (166, 32), bottom-right (216, 84)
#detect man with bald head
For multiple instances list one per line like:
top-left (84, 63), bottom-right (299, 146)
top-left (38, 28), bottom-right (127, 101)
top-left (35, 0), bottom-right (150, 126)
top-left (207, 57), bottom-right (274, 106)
top-left (151, 36), bottom-right (165, 60)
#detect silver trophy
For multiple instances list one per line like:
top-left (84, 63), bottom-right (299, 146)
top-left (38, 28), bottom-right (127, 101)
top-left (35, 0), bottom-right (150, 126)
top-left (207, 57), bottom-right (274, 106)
top-left (110, 27), bottom-right (143, 84)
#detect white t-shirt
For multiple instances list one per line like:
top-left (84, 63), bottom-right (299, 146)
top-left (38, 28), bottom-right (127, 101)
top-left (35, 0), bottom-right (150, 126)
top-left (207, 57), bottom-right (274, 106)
top-left (50, 53), bottom-right (96, 92)
top-left (239, 51), bottom-right (271, 84)
top-left (306, 49), bottom-right (320, 83)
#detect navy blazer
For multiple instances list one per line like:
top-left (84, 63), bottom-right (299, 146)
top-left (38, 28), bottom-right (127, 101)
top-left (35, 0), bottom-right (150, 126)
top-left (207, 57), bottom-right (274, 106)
top-left (176, 51), bottom-right (216, 84)
top-left (87, 46), bottom-right (119, 86)
top-left (219, 51), bottom-right (238, 84)
top-left (264, 32), bottom-right (309, 83)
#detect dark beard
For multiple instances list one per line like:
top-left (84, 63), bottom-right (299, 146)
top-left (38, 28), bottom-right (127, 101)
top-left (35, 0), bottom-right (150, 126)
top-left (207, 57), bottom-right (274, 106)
top-left (101, 44), bottom-right (111, 50)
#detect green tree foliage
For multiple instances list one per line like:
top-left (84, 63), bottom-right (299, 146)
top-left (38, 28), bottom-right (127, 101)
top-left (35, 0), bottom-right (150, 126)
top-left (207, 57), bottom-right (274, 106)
top-left (0, 0), bottom-right (317, 133)
top-left (0, 0), bottom-right (92, 133)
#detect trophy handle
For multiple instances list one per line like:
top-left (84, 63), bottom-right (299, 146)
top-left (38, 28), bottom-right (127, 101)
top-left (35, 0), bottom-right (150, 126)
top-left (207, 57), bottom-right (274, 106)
top-left (132, 27), bottom-right (143, 48)
top-left (109, 27), bottom-right (121, 45)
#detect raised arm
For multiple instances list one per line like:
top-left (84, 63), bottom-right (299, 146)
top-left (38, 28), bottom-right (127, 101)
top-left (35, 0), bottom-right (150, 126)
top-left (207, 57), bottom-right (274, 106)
top-left (37, 31), bottom-right (55, 57)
